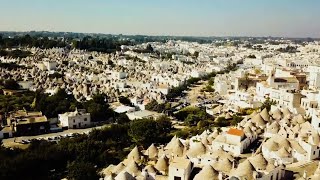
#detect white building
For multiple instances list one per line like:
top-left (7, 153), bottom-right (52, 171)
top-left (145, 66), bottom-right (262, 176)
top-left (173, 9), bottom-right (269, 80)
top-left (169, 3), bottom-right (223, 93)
top-left (309, 71), bottom-right (320, 89)
top-left (126, 110), bottom-right (161, 120)
top-left (190, 70), bottom-right (207, 78)
top-left (213, 128), bottom-right (257, 155)
top-left (168, 157), bottom-right (192, 180)
top-left (214, 73), bottom-right (235, 95)
top-left (43, 60), bottom-right (57, 71)
top-left (262, 134), bottom-right (320, 164)
top-left (255, 71), bottom-right (302, 110)
top-left (0, 127), bottom-right (13, 139)
top-left (112, 71), bottom-right (127, 79)
top-left (114, 105), bottom-right (136, 114)
top-left (18, 81), bottom-right (33, 90)
top-left (58, 109), bottom-right (91, 129)
top-left (312, 110), bottom-right (320, 132)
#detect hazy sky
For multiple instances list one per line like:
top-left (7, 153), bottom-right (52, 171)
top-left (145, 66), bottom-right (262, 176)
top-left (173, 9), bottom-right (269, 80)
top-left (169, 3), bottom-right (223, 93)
top-left (0, 0), bottom-right (320, 37)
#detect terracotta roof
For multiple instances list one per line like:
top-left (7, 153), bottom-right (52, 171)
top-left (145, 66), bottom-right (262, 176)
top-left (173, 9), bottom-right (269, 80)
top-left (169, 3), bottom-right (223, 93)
top-left (227, 128), bottom-right (244, 137)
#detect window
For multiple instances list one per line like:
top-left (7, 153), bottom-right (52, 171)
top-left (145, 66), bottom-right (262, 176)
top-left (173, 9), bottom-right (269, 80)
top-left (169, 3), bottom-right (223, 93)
top-left (84, 118), bottom-right (87, 121)
top-left (174, 177), bottom-right (181, 180)
top-left (73, 119), bottom-right (75, 123)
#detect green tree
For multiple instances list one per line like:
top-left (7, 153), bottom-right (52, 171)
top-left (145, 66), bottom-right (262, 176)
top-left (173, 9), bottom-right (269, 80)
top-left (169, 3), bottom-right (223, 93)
top-left (193, 51), bottom-right (199, 58)
top-left (145, 99), bottom-right (166, 113)
top-left (129, 118), bottom-right (158, 146)
top-left (243, 72), bottom-right (250, 90)
top-left (115, 113), bottom-right (131, 124)
top-left (3, 79), bottom-right (20, 90)
top-left (71, 39), bottom-right (79, 49)
top-left (146, 44), bottom-right (154, 52)
top-left (174, 106), bottom-right (209, 123)
top-left (260, 98), bottom-right (276, 111)
top-left (185, 114), bottom-right (200, 126)
top-left (35, 89), bottom-right (77, 118)
top-left (145, 99), bottom-right (159, 111)
top-left (214, 117), bottom-right (229, 127)
top-left (208, 78), bottom-right (214, 86)
top-left (118, 96), bottom-right (133, 107)
top-left (83, 93), bottom-right (113, 122)
top-left (67, 161), bottom-right (99, 180)
top-left (247, 54), bottom-right (256, 59)
top-left (230, 115), bottom-right (243, 126)
top-left (156, 115), bottom-right (172, 135)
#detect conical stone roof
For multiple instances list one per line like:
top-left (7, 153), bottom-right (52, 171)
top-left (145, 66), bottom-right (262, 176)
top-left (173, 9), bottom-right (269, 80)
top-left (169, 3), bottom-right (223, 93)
top-left (276, 147), bottom-right (290, 158)
top-left (145, 144), bottom-right (158, 159)
top-left (267, 121), bottom-right (280, 134)
top-left (125, 161), bottom-right (140, 176)
top-left (215, 158), bottom-right (232, 173)
top-left (127, 146), bottom-right (142, 162)
top-left (112, 162), bottom-right (126, 174)
top-left (233, 160), bottom-right (255, 178)
top-left (264, 139), bottom-right (279, 151)
top-left (294, 114), bottom-right (305, 124)
top-left (143, 165), bottom-right (157, 174)
top-left (187, 142), bottom-right (206, 157)
top-left (115, 171), bottom-right (135, 180)
top-left (282, 107), bottom-right (292, 117)
top-left (260, 108), bottom-right (270, 122)
top-left (170, 139), bottom-right (185, 157)
top-left (248, 111), bottom-right (258, 119)
top-left (155, 155), bottom-right (169, 173)
top-left (165, 136), bottom-right (177, 150)
top-left (194, 165), bottom-right (219, 180)
top-left (251, 114), bottom-right (266, 127)
top-left (248, 154), bottom-right (267, 171)
top-left (271, 108), bottom-right (282, 120)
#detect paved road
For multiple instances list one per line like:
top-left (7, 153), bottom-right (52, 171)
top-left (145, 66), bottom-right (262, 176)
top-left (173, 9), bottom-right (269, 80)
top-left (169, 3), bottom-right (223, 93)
top-left (2, 125), bottom-right (109, 148)
top-left (186, 81), bottom-right (207, 104)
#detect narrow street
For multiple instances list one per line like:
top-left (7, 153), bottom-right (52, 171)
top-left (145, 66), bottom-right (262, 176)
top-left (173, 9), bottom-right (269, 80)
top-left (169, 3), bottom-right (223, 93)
top-left (2, 125), bottom-right (109, 148)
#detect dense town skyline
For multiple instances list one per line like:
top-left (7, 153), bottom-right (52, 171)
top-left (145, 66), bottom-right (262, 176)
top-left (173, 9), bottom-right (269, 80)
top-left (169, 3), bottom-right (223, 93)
top-left (2, 1), bottom-right (320, 180)
top-left (0, 0), bottom-right (320, 38)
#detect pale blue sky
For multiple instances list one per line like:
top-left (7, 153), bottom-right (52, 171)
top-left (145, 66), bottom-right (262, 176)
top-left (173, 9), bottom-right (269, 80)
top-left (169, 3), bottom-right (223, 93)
top-left (0, 0), bottom-right (319, 37)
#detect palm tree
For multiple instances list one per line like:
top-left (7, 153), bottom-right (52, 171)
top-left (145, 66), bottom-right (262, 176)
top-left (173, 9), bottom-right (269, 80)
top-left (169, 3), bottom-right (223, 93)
top-left (260, 97), bottom-right (276, 111)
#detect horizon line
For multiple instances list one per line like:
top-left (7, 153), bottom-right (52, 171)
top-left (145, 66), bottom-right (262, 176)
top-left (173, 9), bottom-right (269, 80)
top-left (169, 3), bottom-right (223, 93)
top-left (0, 30), bottom-right (319, 40)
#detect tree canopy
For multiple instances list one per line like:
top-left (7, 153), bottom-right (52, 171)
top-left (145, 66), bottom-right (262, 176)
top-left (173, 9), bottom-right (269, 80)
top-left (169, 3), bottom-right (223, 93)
top-left (0, 79), bottom-right (20, 90)
top-left (128, 117), bottom-right (172, 146)
top-left (83, 93), bottom-right (114, 122)
top-left (0, 115), bottom-right (174, 179)
top-left (145, 99), bottom-right (171, 113)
